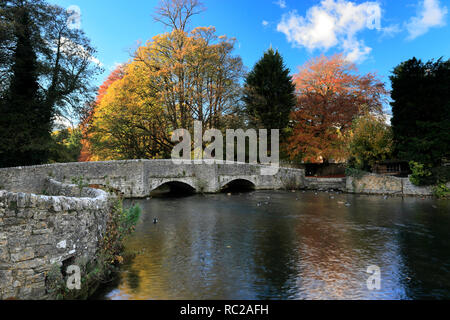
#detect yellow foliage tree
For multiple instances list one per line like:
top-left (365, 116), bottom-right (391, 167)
top-left (89, 62), bottom-right (169, 159)
top-left (88, 0), bottom-right (244, 160)
top-left (347, 112), bottom-right (393, 170)
top-left (133, 26), bottom-right (243, 133)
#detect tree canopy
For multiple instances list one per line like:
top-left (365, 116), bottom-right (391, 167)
top-left (287, 54), bottom-right (388, 163)
top-left (85, 0), bottom-right (244, 160)
top-left (243, 48), bottom-right (296, 132)
top-left (0, 0), bottom-right (101, 167)
top-left (391, 57), bottom-right (450, 166)
top-left (347, 112), bottom-right (393, 171)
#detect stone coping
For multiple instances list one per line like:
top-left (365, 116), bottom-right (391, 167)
top-left (0, 159), bottom-right (305, 172)
top-left (0, 178), bottom-right (110, 212)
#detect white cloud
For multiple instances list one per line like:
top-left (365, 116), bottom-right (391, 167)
top-left (276, 0), bottom-right (383, 62)
top-left (380, 24), bottom-right (402, 38)
top-left (274, 0), bottom-right (287, 9)
top-left (262, 20), bottom-right (270, 27)
top-left (59, 37), bottom-right (103, 67)
top-left (406, 0), bottom-right (448, 39)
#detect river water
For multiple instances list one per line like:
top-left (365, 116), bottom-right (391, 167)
top-left (95, 191), bottom-right (450, 300)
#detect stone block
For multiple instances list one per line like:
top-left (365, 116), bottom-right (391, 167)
top-left (11, 248), bottom-right (35, 263)
top-left (15, 258), bottom-right (45, 270)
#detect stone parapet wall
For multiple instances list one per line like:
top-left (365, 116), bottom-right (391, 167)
top-left (304, 177), bottom-right (347, 191)
top-left (0, 178), bottom-right (112, 300)
top-left (0, 160), bottom-right (146, 198)
top-left (0, 160), bottom-right (306, 196)
top-left (346, 174), bottom-right (450, 196)
top-left (346, 174), bottom-right (403, 195)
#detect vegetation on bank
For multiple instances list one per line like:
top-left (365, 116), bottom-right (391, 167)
top-left (46, 199), bottom-right (141, 300)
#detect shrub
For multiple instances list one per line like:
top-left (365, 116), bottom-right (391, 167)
top-left (409, 161), bottom-right (434, 186)
top-left (100, 199), bottom-right (141, 268)
top-left (433, 183), bottom-right (450, 199)
top-left (409, 162), bottom-right (450, 186)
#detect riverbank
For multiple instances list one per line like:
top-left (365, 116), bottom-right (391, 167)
top-left (302, 174), bottom-right (449, 198)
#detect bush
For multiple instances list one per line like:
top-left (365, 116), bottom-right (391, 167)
top-left (409, 161), bottom-right (434, 186)
top-left (433, 183), bottom-right (450, 199)
top-left (409, 162), bottom-right (450, 186)
top-left (100, 199), bottom-right (141, 267)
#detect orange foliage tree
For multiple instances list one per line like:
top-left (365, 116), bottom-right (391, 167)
top-left (287, 54), bottom-right (388, 163)
top-left (78, 65), bottom-right (125, 162)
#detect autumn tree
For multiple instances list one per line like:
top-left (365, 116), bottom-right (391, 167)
top-left (79, 65), bottom-right (125, 161)
top-left (89, 27), bottom-right (243, 160)
top-left (88, 61), bottom-right (169, 160)
top-left (288, 54), bottom-right (388, 163)
top-left (48, 127), bottom-right (83, 163)
top-left (138, 0), bottom-right (243, 132)
top-left (347, 112), bottom-right (393, 171)
top-left (86, 0), bottom-right (244, 160)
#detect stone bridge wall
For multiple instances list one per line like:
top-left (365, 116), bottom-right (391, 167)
top-left (0, 178), bottom-right (112, 300)
top-left (0, 160), bottom-right (306, 197)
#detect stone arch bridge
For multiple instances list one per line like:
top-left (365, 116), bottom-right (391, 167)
top-left (0, 160), bottom-right (305, 198)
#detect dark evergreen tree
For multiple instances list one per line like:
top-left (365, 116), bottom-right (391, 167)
top-left (0, 0), bottom-right (101, 168)
top-left (243, 48), bottom-right (296, 132)
top-left (390, 57), bottom-right (450, 166)
top-left (0, 5), bottom-right (51, 167)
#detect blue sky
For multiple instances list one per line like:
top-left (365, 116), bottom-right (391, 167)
top-left (49, 0), bottom-right (449, 97)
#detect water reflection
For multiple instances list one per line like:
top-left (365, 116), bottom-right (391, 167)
top-left (95, 191), bottom-right (450, 300)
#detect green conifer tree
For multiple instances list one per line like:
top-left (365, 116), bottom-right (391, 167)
top-left (243, 48), bottom-right (296, 133)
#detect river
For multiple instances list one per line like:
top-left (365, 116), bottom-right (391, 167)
top-left (94, 190), bottom-right (450, 300)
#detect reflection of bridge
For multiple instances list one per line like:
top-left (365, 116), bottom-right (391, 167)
top-left (0, 160), bottom-right (305, 198)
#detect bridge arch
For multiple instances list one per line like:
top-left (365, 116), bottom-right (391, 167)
top-left (220, 178), bottom-right (256, 193)
top-left (150, 180), bottom-right (197, 196)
